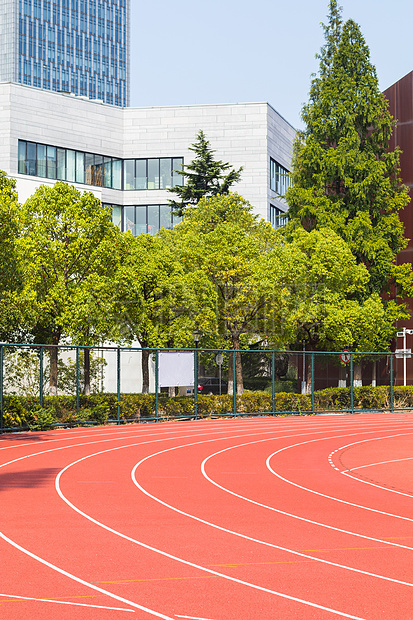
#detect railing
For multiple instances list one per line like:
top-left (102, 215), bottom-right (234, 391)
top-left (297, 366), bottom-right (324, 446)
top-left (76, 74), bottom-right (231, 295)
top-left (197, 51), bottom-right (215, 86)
top-left (0, 344), bottom-right (409, 433)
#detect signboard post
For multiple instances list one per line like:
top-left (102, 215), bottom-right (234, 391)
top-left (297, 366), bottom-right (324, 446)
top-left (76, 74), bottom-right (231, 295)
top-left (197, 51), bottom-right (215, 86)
top-left (216, 353), bottom-right (223, 395)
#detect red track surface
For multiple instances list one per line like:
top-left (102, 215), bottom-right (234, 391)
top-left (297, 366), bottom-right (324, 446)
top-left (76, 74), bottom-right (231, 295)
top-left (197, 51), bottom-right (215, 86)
top-left (1, 413), bottom-right (413, 619)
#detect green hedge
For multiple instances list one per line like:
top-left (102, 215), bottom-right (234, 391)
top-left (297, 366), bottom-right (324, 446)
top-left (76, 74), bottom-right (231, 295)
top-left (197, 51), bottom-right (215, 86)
top-left (1, 385), bottom-right (413, 432)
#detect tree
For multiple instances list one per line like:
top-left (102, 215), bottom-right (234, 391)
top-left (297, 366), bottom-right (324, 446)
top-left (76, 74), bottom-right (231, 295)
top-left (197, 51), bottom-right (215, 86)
top-left (172, 193), bottom-right (289, 394)
top-left (286, 2), bottom-right (412, 315)
top-left (168, 130), bottom-right (243, 216)
top-left (0, 172), bottom-right (23, 340)
top-left (113, 233), bottom-right (216, 394)
top-left (17, 182), bottom-right (125, 395)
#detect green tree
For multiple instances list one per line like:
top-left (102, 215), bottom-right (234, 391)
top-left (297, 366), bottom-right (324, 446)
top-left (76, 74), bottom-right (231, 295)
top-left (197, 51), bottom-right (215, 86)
top-left (17, 182), bottom-right (125, 395)
top-left (286, 2), bottom-right (412, 314)
top-left (0, 172), bottom-right (23, 340)
top-left (113, 233), bottom-right (216, 394)
top-left (172, 193), bottom-right (290, 394)
top-left (168, 130), bottom-right (243, 217)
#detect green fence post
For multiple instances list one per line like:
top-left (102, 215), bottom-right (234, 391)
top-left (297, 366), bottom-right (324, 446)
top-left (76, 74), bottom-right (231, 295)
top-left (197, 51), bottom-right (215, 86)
top-left (311, 352), bottom-right (315, 414)
top-left (350, 352), bottom-right (354, 414)
top-left (76, 347), bottom-right (80, 418)
top-left (39, 346), bottom-right (44, 409)
top-left (194, 348), bottom-right (198, 421)
top-left (117, 347), bottom-right (121, 425)
top-left (390, 352), bottom-right (394, 413)
top-left (155, 349), bottom-right (159, 423)
top-left (272, 350), bottom-right (275, 416)
top-left (233, 350), bottom-right (236, 416)
top-left (0, 345), bottom-right (3, 434)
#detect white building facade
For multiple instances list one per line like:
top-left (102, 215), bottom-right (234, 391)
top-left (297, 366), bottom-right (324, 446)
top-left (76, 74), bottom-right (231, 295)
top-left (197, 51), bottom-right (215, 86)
top-left (0, 82), bottom-right (295, 231)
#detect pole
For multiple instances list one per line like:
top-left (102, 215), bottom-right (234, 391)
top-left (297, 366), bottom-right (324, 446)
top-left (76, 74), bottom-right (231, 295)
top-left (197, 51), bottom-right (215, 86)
top-left (272, 350), bottom-right (275, 416)
top-left (117, 347), bottom-right (121, 424)
top-left (76, 347), bottom-right (80, 417)
top-left (39, 346), bottom-right (44, 409)
top-left (403, 327), bottom-right (407, 387)
top-left (301, 341), bottom-right (306, 394)
top-left (311, 352), bottom-right (315, 414)
top-left (350, 352), bottom-right (354, 414)
top-left (233, 349), bottom-right (236, 416)
top-left (155, 349), bottom-right (159, 422)
top-left (390, 352), bottom-right (394, 413)
top-left (194, 347), bottom-right (198, 421)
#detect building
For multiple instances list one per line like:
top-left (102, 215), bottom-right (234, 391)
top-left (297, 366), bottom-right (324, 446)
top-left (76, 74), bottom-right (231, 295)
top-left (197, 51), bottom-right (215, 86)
top-left (0, 82), bottom-right (295, 234)
top-left (0, 0), bottom-right (130, 106)
top-left (383, 70), bottom-right (413, 384)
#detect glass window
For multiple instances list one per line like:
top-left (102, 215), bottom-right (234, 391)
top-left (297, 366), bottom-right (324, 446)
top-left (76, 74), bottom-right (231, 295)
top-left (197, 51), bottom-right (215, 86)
top-left (172, 213), bottom-right (182, 228)
top-left (46, 145), bottom-right (56, 179)
top-left (160, 204), bottom-right (172, 230)
top-left (18, 141), bottom-right (27, 174)
top-left (124, 206), bottom-right (135, 236)
top-left (160, 158), bottom-right (171, 189)
top-left (136, 206), bottom-right (147, 235)
top-left (124, 159), bottom-right (135, 190)
top-left (172, 158), bottom-right (183, 186)
top-left (103, 157), bottom-right (112, 188)
top-left (36, 144), bottom-right (46, 178)
top-left (26, 142), bottom-right (37, 176)
top-left (148, 204), bottom-right (159, 235)
top-left (112, 159), bottom-right (122, 189)
top-left (135, 160), bottom-right (146, 190)
top-left (111, 205), bottom-right (122, 228)
top-left (76, 151), bottom-right (85, 184)
top-left (57, 148), bottom-right (66, 180)
top-left (147, 159), bottom-right (159, 190)
top-left (93, 154), bottom-right (103, 186)
top-left (85, 153), bottom-right (94, 185)
top-left (66, 150), bottom-right (76, 182)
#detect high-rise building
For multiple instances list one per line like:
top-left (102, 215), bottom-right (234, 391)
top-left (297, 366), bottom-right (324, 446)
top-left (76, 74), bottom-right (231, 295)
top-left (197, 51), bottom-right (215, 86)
top-left (0, 0), bottom-right (130, 106)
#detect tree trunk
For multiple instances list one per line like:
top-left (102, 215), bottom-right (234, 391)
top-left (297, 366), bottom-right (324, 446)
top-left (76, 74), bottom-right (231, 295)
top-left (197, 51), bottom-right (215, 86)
top-left (338, 365), bottom-right (347, 388)
top-left (371, 361), bottom-right (377, 387)
top-left (83, 347), bottom-right (91, 395)
top-left (49, 331), bottom-right (61, 396)
top-left (228, 335), bottom-right (243, 395)
top-left (141, 348), bottom-right (150, 394)
top-left (353, 363), bottom-right (362, 387)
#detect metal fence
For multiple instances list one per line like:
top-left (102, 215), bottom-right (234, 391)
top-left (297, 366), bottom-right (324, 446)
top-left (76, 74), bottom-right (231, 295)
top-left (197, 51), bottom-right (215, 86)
top-left (0, 343), bottom-right (411, 433)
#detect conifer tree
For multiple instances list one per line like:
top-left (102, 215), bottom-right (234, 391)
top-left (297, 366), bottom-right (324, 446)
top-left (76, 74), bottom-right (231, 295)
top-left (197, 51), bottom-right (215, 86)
top-left (286, 2), bottom-right (412, 306)
top-left (168, 130), bottom-right (242, 216)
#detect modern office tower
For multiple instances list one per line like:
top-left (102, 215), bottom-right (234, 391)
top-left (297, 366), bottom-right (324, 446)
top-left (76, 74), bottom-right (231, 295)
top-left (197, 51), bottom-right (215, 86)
top-left (0, 0), bottom-right (130, 106)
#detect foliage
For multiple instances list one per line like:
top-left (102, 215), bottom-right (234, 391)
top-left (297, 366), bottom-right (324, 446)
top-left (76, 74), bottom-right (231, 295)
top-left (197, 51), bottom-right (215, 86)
top-left (112, 232), bottom-right (217, 393)
top-left (0, 172), bottom-right (23, 339)
top-left (286, 2), bottom-right (412, 338)
top-left (168, 130), bottom-right (243, 216)
top-left (4, 385), bottom-right (413, 432)
top-left (16, 182), bottom-right (126, 393)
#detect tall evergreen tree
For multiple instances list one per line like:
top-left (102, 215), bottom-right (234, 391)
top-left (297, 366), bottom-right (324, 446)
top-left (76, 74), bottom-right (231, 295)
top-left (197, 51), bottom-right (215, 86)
top-left (168, 130), bottom-right (242, 216)
top-left (286, 3), bottom-right (412, 310)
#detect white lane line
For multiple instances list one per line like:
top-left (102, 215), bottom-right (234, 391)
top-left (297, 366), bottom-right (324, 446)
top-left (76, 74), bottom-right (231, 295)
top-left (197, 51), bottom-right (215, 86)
top-left (349, 456), bottom-right (413, 472)
top-left (267, 431), bottom-right (413, 523)
top-left (55, 457), bottom-right (366, 620)
top-left (0, 592), bottom-right (134, 612)
top-left (0, 531), bottom-right (174, 619)
top-left (130, 440), bottom-right (413, 585)
top-left (175, 616), bottom-right (215, 619)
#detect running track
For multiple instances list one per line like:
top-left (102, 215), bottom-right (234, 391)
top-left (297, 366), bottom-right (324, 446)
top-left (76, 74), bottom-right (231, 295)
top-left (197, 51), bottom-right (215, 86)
top-left (1, 413), bottom-right (413, 619)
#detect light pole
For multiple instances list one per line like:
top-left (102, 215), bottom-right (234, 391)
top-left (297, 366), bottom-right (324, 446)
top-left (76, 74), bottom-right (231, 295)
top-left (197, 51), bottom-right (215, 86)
top-left (192, 332), bottom-right (201, 391)
top-left (396, 327), bottom-right (413, 386)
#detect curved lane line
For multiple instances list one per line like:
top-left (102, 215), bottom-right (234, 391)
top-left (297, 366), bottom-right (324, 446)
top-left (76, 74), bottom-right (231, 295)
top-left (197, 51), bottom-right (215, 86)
top-left (0, 592), bottom-right (135, 612)
top-left (130, 439), bottom-right (413, 586)
top-left (266, 432), bottom-right (413, 523)
top-left (55, 443), bottom-right (367, 619)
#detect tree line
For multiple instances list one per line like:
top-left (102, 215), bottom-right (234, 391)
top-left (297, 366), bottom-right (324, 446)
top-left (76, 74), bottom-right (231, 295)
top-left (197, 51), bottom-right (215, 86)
top-left (1, 0), bottom-right (411, 396)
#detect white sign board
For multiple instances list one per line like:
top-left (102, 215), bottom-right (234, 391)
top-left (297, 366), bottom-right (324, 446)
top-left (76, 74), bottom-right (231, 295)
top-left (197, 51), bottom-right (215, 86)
top-left (395, 349), bottom-right (412, 359)
top-left (340, 349), bottom-right (351, 364)
top-left (158, 352), bottom-right (195, 387)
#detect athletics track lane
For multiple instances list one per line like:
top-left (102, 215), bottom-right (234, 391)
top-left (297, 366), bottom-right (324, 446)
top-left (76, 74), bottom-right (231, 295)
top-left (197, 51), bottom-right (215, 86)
top-left (0, 414), bottom-right (412, 619)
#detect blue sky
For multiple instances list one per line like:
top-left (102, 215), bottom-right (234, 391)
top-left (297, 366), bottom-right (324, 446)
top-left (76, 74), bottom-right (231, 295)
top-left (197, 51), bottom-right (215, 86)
top-left (129, 0), bottom-right (412, 130)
